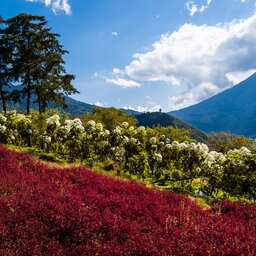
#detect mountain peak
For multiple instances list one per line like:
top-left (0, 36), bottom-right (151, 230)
top-left (170, 72), bottom-right (256, 137)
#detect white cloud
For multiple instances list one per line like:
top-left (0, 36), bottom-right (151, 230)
top-left (123, 95), bottom-right (162, 113)
top-left (185, 0), bottom-right (212, 16)
top-left (105, 78), bottom-right (142, 88)
top-left (93, 71), bottom-right (141, 88)
top-left (113, 14), bottom-right (256, 110)
top-left (94, 101), bottom-right (104, 107)
top-left (123, 105), bottom-right (161, 113)
top-left (185, 1), bottom-right (198, 16)
top-left (168, 82), bottom-right (222, 110)
top-left (26, 0), bottom-right (71, 15)
top-left (168, 94), bottom-right (195, 111)
top-left (226, 68), bottom-right (256, 85)
top-left (113, 68), bottom-right (124, 74)
top-left (111, 32), bottom-right (118, 36)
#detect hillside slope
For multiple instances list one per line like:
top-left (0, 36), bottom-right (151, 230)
top-left (0, 146), bottom-right (256, 255)
top-left (3, 95), bottom-right (94, 116)
top-left (135, 112), bottom-right (208, 143)
top-left (170, 73), bottom-right (256, 137)
top-left (1, 87), bottom-right (139, 116)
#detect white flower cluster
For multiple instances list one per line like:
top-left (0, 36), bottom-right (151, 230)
top-left (208, 151), bottom-right (226, 163)
top-left (226, 147), bottom-right (252, 168)
top-left (0, 114), bottom-right (7, 132)
top-left (84, 120), bottom-right (97, 133)
top-left (165, 144), bottom-right (172, 149)
top-left (6, 110), bottom-right (17, 118)
top-left (130, 137), bottom-right (140, 145)
top-left (96, 123), bottom-right (103, 132)
top-left (46, 114), bottom-right (61, 127)
top-left (150, 137), bottom-right (157, 144)
top-left (0, 124), bottom-right (6, 132)
top-left (102, 129), bottom-right (110, 138)
top-left (86, 120), bottom-right (96, 127)
top-left (112, 146), bottom-right (125, 161)
top-left (0, 114), bottom-right (7, 124)
top-left (153, 153), bottom-right (163, 163)
top-left (121, 122), bottom-right (129, 128)
top-left (136, 126), bottom-right (146, 135)
top-left (43, 135), bottom-right (51, 144)
top-left (63, 118), bottom-right (84, 133)
top-left (129, 126), bottom-right (135, 132)
top-left (16, 113), bottom-right (31, 123)
top-left (113, 126), bottom-right (122, 135)
top-left (122, 135), bottom-right (130, 144)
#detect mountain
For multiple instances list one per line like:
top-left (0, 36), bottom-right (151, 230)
top-left (1, 88), bottom-right (208, 142)
top-left (1, 87), bottom-right (139, 116)
top-left (61, 97), bottom-right (94, 115)
top-left (120, 108), bottom-right (141, 115)
top-left (3, 95), bottom-right (94, 116)
top-left (135, 112), bottom-right (208, 143)
top-left (170, 73), bottom-right (256, 137)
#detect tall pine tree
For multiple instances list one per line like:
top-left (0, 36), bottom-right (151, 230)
top-left (0, 16), bottom-right (14, 113)
top-left (5, 13), bottom-right (78, 114)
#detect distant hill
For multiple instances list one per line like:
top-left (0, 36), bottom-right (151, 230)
top-left (1, 88), bottom-right (140, 116)
top-left (135, 112), bottom-right (208, 143)
top-left (2, 95), bottom-right (94, 116)
top-left (170, 73), bottom-right (256, 137)
top-left (120, 108), bottom-right (141, 115)
top-left (61, 97), bottom-right (94, 115)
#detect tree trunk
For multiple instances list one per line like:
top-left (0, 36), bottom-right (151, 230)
top-left (26, 71), bottom-right (31, 115)
top-left (37, 90), bottom-right (42, 114)
top-left (0, 86), bottom-right (7, 114)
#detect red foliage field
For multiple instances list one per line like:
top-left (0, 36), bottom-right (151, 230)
top-left (0, 145), bottom-right (255, 255)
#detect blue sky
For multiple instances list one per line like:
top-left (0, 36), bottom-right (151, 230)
top-left (1, 0), bottom-right (256, 112)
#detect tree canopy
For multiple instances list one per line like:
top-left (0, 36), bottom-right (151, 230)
top-left (0, 13), bottom-right (78, 114)
top-left (80, 107), bottom-right (138, 130)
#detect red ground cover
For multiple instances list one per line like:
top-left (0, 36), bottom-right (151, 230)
top-left (0, 145), bottom-right (255, 255)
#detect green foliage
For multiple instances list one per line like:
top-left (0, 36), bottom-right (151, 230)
top-left (135, 112), bottom-right (209, 143)
top-left (221, 147), bottom-right (256, 200)
top-left (0, 13), bottom-right (78, 115)
top-left (209, 132), bottom-right (253, 153)
top-left (1, 110), bottom-right (256, 201)
top-left (0, 16), bottom-right (13, 113)
top-left (79, 107), bottom-right (137, 130)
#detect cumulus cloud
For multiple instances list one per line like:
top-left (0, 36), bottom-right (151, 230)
top-left (111, 32), bottom-right (118, 36)
top-left (26, 0), bottom-right (71, 15)
top-left (105, 78), bottom-right (141, 88)
top-left (185, 0), bottom-right (212, 16)
top-left (94, 70), bottom-right (141, 88)
top-left (112, 13), bottom-right (256, 110)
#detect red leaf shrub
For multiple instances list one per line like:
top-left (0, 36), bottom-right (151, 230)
top-left (0, 145), bottom-right (255, 255)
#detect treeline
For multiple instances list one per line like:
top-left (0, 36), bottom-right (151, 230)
top-left (0, 13), bottom-right (78, 114)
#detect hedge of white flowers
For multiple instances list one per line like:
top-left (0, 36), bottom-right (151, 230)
top-left (1, 111), bottom-right (256, 200)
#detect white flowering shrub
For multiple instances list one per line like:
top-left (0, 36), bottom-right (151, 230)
top-left (1, 110), bottom-right (256, 199)
top-left (0, 124), bottom-right (6, 132)
top-left (220, 147), bottom-right (256, 200)
top-left (46, 114), bottom-right (61, 128)
top-left (1, 111), bottom-right (32, 146)
top-left (0, 114), bottom-right (7, 124)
